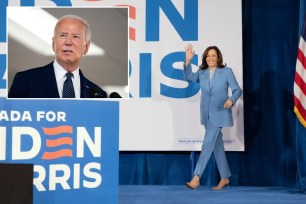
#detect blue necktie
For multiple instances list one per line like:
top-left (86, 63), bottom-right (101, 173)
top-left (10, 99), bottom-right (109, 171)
top-left (62, 72), bottom-right (75, 98)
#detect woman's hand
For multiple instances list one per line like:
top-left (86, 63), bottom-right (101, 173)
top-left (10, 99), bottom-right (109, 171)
top-left (185, 44), bottom-right (195, 65)
top-left (224, 99), bottom-right (233, 109)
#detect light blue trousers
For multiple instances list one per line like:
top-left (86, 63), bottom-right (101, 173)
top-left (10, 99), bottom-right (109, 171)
top-left (194, 120), bottom-right (231, 179)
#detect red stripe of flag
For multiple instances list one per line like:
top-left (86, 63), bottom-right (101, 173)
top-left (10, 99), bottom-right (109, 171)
top-left (295, 72), bottom-right (306, 96)
top-left (298, 48), bottom-right (306, 69)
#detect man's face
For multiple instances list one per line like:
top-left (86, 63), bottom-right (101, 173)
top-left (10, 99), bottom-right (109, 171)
top-left (52, 18), bottom-right (90, 71)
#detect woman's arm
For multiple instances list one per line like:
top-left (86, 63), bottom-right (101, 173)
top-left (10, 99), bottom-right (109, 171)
top-left (185, 44), bottom-right (195, 65)
top-left (227, 68), bottom-right (242, 105)
top-left (183, 44), bottom-right (199, 82)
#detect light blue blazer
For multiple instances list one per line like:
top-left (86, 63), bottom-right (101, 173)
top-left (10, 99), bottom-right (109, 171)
top-left (184, 63), bottom-right (242, 127)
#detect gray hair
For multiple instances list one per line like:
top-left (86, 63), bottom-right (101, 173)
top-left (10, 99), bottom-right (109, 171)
top-left (53, 14), bottom-right (91, 42)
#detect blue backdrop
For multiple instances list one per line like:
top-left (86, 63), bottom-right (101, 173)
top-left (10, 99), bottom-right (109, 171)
top-left (119, 0), bottom-right (305, 191)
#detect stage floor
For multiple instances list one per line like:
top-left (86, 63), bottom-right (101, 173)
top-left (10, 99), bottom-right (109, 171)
top-left (119, 185), bottom-right (305, 204)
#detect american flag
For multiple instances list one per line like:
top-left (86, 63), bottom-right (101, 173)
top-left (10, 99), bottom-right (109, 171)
top-left (294, 18), bottom-right (306, 128)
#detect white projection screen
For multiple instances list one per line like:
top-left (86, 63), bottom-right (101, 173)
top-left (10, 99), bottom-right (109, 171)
top-left (118, 0), bottom-right (243, 151)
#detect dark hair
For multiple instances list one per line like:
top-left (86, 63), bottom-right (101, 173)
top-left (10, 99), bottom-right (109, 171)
top-left (199, 46), bottom-right (226, 70)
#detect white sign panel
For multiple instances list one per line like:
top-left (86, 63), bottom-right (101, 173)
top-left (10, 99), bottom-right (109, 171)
top-left (118, 0), bottom-right (244, 151)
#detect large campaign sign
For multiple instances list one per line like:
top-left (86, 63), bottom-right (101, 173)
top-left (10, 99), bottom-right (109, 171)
top-left (0, 99), bottom-right (119, 203)
top-left (0, 0), bottom-right (243, 154)
top-left (118, 0), bottom-right (243, 151)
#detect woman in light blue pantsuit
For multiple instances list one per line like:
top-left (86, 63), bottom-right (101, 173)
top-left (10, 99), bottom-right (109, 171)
top-left (184, 44), bottom-right (242, 190)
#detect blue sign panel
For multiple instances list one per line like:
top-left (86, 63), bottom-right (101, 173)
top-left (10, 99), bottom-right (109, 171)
top-left (0, 98), bottom-right (119, 204)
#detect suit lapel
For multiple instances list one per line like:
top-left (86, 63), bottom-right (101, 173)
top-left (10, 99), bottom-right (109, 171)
top-left (202, 70), bottom-right (210, 92)
top-left (41, 62), bottom-right (60, 98)
top-left (80, 70), bottom-right (90, 98)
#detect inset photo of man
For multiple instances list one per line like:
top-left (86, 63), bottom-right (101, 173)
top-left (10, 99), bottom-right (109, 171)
top-left (7, 7), bottom-right (129, 99)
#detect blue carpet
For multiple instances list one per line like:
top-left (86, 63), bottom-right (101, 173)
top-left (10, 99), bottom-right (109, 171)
top-left (119, 185), bottom-right (305, 204)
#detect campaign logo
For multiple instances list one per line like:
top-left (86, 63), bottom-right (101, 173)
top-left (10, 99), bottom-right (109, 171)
top-left (42, 126), bottom-right (74, 160)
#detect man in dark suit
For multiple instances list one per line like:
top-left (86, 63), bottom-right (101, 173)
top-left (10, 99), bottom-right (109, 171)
top-left (8, 14), bottom-right (107, 98)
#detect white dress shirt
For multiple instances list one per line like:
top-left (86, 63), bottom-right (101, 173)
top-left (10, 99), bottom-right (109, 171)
top-left (53, 60), bottom-right (81, 98)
